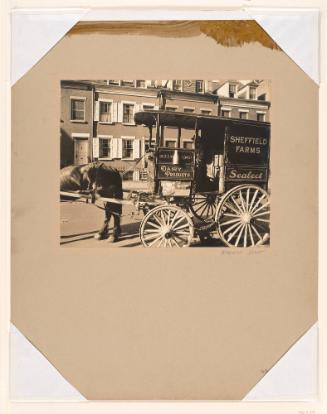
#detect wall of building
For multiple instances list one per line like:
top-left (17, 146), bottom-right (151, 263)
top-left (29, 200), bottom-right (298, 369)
top-left (60, 80), bottom-right (271, 179)
top-left (60, 84), bottom-right (93, 167)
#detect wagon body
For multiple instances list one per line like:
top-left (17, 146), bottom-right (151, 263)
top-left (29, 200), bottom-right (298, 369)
top-left (134, 109), bottom-right (270, 197)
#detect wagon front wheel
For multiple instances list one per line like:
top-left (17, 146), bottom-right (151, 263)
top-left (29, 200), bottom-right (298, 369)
top-left (189, 192), bottom-right (219, 223)
top-left (140, 205), bottom-right (194, 248)
top-left (216, 185), bottom-right (270, 247)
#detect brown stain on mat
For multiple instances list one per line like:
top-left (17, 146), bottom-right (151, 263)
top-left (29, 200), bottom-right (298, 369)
top-left (68, 20), bottom-right (280, 50)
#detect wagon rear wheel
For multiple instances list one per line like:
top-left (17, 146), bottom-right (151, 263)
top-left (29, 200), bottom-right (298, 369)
top-left (140, 205), bottom-right (194, 248)
top-left (216, 185), bottom-right (270, 247)
top-left (189, 192), bottom-right (219, 223)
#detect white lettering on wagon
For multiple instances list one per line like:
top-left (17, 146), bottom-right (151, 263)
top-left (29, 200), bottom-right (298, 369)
top-left (159, 165), bottom-right (192, 178)
top-left (228, 169), bottom-right (264, 180)
top-left (229, 136), bottom-right (268, 155)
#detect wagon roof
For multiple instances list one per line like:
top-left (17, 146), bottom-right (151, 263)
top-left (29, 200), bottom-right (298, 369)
top-left (134, 110), bottom-right (270, 129)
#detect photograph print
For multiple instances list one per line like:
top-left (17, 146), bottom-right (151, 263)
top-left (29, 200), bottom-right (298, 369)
top-left (60, 79), bottom-right (271, 248)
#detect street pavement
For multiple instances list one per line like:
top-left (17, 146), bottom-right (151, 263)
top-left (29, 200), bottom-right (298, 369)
top-left (60, 198), bottom-right (224, 248)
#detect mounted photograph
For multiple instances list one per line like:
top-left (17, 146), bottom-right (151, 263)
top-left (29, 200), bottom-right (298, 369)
top-left (60, 79), bottom-right (271, 248)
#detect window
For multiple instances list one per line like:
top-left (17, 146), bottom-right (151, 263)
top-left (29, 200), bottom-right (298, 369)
top-left (229, 84), bottom-right (236, 98)
top-left (166, 106), bottom-right (177, 112)
top-left (239, 111), bottom-right (248, 120)
top-left (121, 80), bottom-right (135, 87)
top-left (108, 80), bottom-right (120, 85)
top-left (184, 107), bottom-right (195, 113)
top-left (99, 101), bottom-right (112, 123)
top-left (257, 113), bottom-right (265, 122)
top-left (99, 138), bottom-right (111, 158)
top-left (71, 98), bottom-right (85, 121)
top-left (183, 141), bottom-right (194, 149)
top-left (165, 140), bottom-right (176, 148)
top-left (143, 104), bottom-right (155, 111)
top-left (123, 170), bottom-right (134, 181)
top-left (221, 110), bottom-right (231, 117)
top-left (136, 80), bottom-right (146, 88)
top-left (201, 109), bottom-right (212, 115)
top-left (122, 139), bottom-right (134, 158)
top-left (123, 103), bottom-right (135, 124)
top-left (195, 80), bottom-right (204, 93)
top-left (172, 80), bottom-right (182, 91)
top-left (249, 86), bottom-right (256, 100)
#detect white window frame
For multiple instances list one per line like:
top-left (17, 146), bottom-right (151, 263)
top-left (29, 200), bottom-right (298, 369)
top-left (195, 80), bottom-right (204, 93)
top-left (239, 109), bottom-right (249, 120)
top-left (70, 96), bottom-right (86, 122)
top-left (121, 136), bottom-right (135, 160)
top-left (98, 135), bottom-right (113, 160)
top-left (221, 107), bottom-right (232, 118)
top-left (183, 106), bottom-right (195, 113)
top-left (136, 80), bottom-right (146, 88)
top-left (121, 101), bottom-right (136, 125)
top-left (164, 138), bottom-right (177, 148)
top-left (200, 108), bottom-right (212, 115)
top-left (249, 86), bottom-right (257, 100)
top-left (182, 140), bottom-right (194, 149)
top-left (142, 103), bottom-right (156, 111)
top-left (256, 111), bottom-right (266, 121)
top-left (98, 99), bottom-right (114, 124)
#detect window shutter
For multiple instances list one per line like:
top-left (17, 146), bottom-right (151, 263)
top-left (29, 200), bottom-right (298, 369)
top-left (94, 101), bottom-right (100, 122)
top-left (112, 102), bottom-right (118, 122)
top-left (93, 137), bottom-right (99, 159)
top-left (112, 138), bottom-right (118, 158)
top-left (117, 103), bottom-right (123, 123)
top-left (109, 138), bottom-right (113, 160)
top-left (117, 138), bottom-right (123, 158)
top-left (133, 139), bottom-right (140, 159)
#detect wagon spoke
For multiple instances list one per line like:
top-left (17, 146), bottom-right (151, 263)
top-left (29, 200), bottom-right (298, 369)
top-left (252, 210), bottom-right (270, 218)
top-left (224, 201), bottom-right (241, 215)
top-left (220, 217), bottom-right (242, 226)
top-left (231, 195), bottom-right (244, 213)
top-left (222, 220), bottom-right (242, 236)
top-left (235, 224), bottom-right (245, 247)
top-left (239, 190), bottom-right (246, 212)
top-left (146, 220), bottom-right (161, 229)
top-left (246, 188), bottom-right (250, 211)
top-left (173, 222), bottom-right (189, 232)
top-left (249, 189), bottom-right (259, 212)
top-left (250, 193), bottom-right (266, 214)
top-left (256, 218), bottom-right (270, 223)
top-left (171, 238), bottom-right (180, 248)
top-left (248, 224), bottom-right (255, 246)
top-left (243, 224), bottom-right (248, 247)
top-left (250, 223), bottom-right (263, 243)
top-left (226, 222), bottom-right (244, 241)
top-left (251, 200), bottom-right (270, 216)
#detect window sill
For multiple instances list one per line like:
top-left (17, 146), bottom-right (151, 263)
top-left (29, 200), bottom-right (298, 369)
top-left (122, 122), bottom-right (136, 126)
top-left (99, 157), bottom-right (112, 161)
top-left (121, 158), bottom-right (134, 161)
top-left (98, 121), bottom-right (114, 125)
top-left (70, 120), bottom-right (87, 123)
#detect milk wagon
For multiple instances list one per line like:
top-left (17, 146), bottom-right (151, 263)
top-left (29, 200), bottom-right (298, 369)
top-left (61, 108), bottom-right (270, 248)
top-left (133, 108), bottom-right (271, 247)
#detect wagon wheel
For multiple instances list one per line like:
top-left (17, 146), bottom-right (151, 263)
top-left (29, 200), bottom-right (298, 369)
top-left (216, 185), bottom-right (270, 247)
top-left (140, 205), bottom-right (194, 248)
top-left (189, 192), bottom-right (219, 223)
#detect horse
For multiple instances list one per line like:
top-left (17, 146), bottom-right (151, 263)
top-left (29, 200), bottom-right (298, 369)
top-left (60, 162), bottom-right (123, 242)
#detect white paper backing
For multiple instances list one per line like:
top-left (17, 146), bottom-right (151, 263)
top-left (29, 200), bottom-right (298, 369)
top-left (9, 8), bottom-right (319, 401)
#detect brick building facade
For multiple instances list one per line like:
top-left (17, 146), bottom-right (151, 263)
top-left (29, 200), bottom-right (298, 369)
top-left (60, 80), bottom-right (271, 180)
